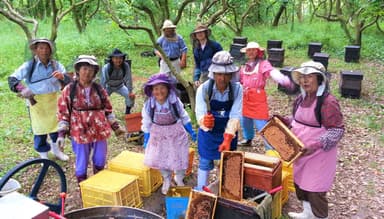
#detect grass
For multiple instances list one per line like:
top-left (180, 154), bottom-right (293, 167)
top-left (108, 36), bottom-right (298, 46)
top-left (0, 18), bottom-right (383, 176)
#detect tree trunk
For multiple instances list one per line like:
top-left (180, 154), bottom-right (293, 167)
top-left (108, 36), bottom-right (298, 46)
top-left (272, 2), bottom-right (287, 26)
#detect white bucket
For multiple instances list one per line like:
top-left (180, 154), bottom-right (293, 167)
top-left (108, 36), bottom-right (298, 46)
top-left (0, 178), bottom-right (21, 197)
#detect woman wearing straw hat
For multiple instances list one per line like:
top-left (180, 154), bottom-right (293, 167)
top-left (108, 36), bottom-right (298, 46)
top-left (155, 20), bottom-right (188, 78)
top-left (101, 48), bottom-right (135, 114)
top-left (57, 55), bottom-right (125, 183)
top-left (8, 38), bottom-right (71, 161)
top-left (190, 24), bottom-right (223, 87)
top-left (141, 73), bottom-right (196, 195)
top-left (238, 41), bottom-right (294, 150)
top-left (194, 51), bottom-right (243, 191)
top-left (286, 61), bottom-right (344, 219)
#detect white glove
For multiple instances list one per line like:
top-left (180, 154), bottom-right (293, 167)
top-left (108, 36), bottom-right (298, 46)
top-left (57, 137), bottom-right (65, 148)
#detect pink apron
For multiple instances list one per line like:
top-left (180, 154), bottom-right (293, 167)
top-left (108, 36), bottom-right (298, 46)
top-left (144, 108), bottom-right (189, 171)
top-left (291, 99), bottom-right (337, 192)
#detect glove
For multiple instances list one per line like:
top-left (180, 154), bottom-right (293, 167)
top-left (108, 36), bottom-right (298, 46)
top-left (184, 122), bottom-right (197, 142)
top-left (129, 93), bottom-right (136, 99)
top-left (272, 114), bottom-right (291, 128)
top-left (143, 132), bottom-right (150, 149)
top-left (111, 122), bottom-right (126, 137)
top-left (57, 137), bottom-right (65, 148)
top-left (203, 113), bottom-right (215, 129)
top-left (19, 87), bottom-right (34, 99)
top-left (218, 133), bottom-right (234, 152)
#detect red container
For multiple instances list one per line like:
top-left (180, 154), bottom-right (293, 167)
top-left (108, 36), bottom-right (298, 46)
top-left (125, 112), bottom-right (142, 133)
top-left (243, 152), bottom-right (282, 192)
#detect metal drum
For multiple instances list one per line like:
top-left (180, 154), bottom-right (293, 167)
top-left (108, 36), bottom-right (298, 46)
top-left (64, 206), bottom-right (164, 219)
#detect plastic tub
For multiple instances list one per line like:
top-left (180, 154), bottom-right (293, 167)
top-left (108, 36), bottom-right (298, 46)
top-left (0, 178), bottom-right (21, 197)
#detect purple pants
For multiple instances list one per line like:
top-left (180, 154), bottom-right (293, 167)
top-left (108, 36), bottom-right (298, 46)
top-left (71, 139), bottom-right (107, 177)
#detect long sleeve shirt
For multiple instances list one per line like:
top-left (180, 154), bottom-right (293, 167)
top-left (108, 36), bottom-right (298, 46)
top-left (10, 57), bottom-right (67, 94)
top-left (193, 40), bottom-right (223, 81)
top-left (141, 92), bottom-right (190, 133)
top-left (195, 80), bottom-right (243, 122)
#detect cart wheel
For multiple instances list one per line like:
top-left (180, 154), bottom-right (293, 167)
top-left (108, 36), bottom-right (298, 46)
top-left (0, 158), bottom-right (67, 215)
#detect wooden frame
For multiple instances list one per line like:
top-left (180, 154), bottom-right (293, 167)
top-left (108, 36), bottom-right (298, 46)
top-left (219, 151), bottom-right (244, 201)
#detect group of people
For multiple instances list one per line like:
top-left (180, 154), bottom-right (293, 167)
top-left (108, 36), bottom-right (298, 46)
top-left (9, 19), bottom-right (344, 219)
top-left (148, 20), bottom-right (345, 219)
top-left (8, 38), bottom-right (131, 183)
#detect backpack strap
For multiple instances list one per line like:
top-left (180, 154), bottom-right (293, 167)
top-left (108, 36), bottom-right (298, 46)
top-left (150, 102), bottom-right (180, 123)
top-left (293, 93), bottom-right (329, 126)
top-left (69, 81), bottom-right (105, 113)
top-left (26, 59), bottom-right (36, 83)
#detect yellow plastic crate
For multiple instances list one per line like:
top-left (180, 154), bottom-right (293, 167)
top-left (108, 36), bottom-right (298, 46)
top-left (108, 151), bottom-right (163, 197)
top-left (272, 190), bottom-right (282, 219)
top-left (266, 150), bottom-right (295, 192)
top-left (281, 171), bottom-right (290, 205)
top-left (80, 170), bottom-right (142, 208)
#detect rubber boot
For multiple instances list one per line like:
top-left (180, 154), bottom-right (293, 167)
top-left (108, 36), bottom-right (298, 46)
top-left (160, 170), bottom-right (171, 195)
top-left (51, 143), bottom-right (69, 161)
top-left (93, 165), bottom-right (104, 174)
top-left (288, 201), bottom-right (311, 219)
top-left (195, 169), bottom-right (209, 191)
top-left (125, 106), bottom-right (131, 114)
top-left (174, 170), bottom-right (185, 186)
top-left (39, 152), bottom-right (48, 159)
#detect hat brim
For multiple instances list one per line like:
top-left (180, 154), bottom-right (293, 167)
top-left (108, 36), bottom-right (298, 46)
top-left (29, 39), bottom-right (54, 53)
top-left (291, 66), bottom-right (327, 85)
top-left (144, 79), bottom-right (173, 97)
top-left (162, 25), bottom-right (177, 30)
top-left (109, 54), bottom-right (126, 58)
top-left (190, 29), bottom-right (211, 39)
top-left (74, 59), bottom-right (100, 73)
top-left (240, 47), bottom-right (265, 53)
top-left (208, 64), bottom-right (239, 74)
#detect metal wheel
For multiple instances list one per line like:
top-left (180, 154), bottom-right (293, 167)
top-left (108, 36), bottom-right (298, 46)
top-left (0, 158), bottom-right (67, 214)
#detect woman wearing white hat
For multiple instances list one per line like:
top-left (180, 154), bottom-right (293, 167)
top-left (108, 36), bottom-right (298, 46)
top-left (286, 61), bottom-right (344, 219)
top-left (238, 41), bottom-right (294, 150)
top-left (194, 51), bottom-right (243, 191)
top-left (57, 55), bottom-right (125, 183)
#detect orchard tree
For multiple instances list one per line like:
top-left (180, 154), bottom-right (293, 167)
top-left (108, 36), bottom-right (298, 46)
top-left (0, 0), bottom-right (96, 41)
top-left (313, 0), bottom-right (382, 45)
top-left (102, 0), bottom-right (230, 112)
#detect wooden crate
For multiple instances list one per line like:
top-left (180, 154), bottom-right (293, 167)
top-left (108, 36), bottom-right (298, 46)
top-left (219, 151), bottom-right (244, 201)
top-left (186, 190), bottom-right (217, 219)
top-left (259, 116), bottom-right (304, 165)
top-left (243, 152), bottom-right (282, 192)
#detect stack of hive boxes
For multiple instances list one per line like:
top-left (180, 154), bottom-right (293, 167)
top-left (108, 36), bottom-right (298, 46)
top-left (185, 151), bottom-right (281, 219)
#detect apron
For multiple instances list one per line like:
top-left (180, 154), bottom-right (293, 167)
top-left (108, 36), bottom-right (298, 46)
top-left (144, 108), bottom-right (189, 171)
top-left (291, 99), bottom-right (337, 192)
top-left (29, 92), bottom-right (59, 135)
top-left (243, 88), bottom-right (269, 119)
top-left (198, 99), bottom-right (238, 160)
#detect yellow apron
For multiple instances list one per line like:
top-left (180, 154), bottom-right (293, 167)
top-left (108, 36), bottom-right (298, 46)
top-left (29, 92), bottom-right (59, 135)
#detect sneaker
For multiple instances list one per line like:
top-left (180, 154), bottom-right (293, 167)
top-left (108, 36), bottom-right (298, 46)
top-left (238, 139), bottom-right (252, 146)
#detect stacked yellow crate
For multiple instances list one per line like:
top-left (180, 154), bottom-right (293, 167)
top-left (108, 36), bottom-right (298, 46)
top-left (80, 170), bottom-right (142, 208)
top-left (266, 150), bottom-right (295, 205)
top-left (108, 150), bottom-right (163, 197)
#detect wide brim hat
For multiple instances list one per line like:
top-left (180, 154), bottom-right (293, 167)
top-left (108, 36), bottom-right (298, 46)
top-left (208, 51), bottom-right (239, 81)
top-left (162, 20), bottom-right (177, 30)
top-left (240, 42), bottom-right (265, 53)
top-left (143, 73), bottom-right (175, 97)
top-left (74, 55), bottom-right (100, 74)
top-left (291, 61), bottom-right (327, 85)
top-left (292, 61), bottom-right (328, 96)
top-left (190, 24), bottom-right (211, 39)
top-left (108, 48), bottom-right (127, 59)
top-left (29, 38), bottom-right (54, 54)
